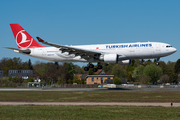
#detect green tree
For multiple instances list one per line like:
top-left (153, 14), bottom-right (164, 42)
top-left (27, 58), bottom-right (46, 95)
top-left (74, 65), bottom-right (85, 74)
top-left (140, 59), bottom-right (145, 65)
top-left (12, 76), bottom-right (23, 83)
top-left (160, 74), bottom-right (169, 84)
top-left (0, 58), bottom-right (10, 70)
top-left (45, 63), bottom-right (59, 83)
top-left (80, 79), bottom-right (86, 84)
top-left (126, 65), bottom-right (135, 75)
top-left (2, 57), bottom-right (29, 76)
top-left (127, 72), bottom-right (132, 82)
top-left (65, 63), bottom-right (75, 80)
top-left (28, 59), bottom-right (33, 70)
top-left (33, 61), bottom-right (49, 79)
top-left (111, 64), bottom-right (126, 79)
top-left (54, 62), bottom-right (59, 69)
top-left (166, 61), bottom-right (176, 82)
top-left (169, 73), bottom-right (178, 84)
top-left (139, 75), bottom-right (150, 84)
top-left (174, 59), bottom-right (180, 74)
top-left (133, 65), bottom-right (145, 79)
top-left (88, 68), bottom-right (94, 75)
top-left (102, 63), bottom-right (115, 75)
top-left (113, 77), bottom-right (121, 84)
top-left (134, 59), bottom-right (140, 67)
top-left (27, 77), bottom-right (34, 82)
top-left (143, 64), bottom-right (163, 84)
top-left (144, 59), bottom-right (153, 66)
top-left (158, 61), bottom-right (168, 74)
top-left (73, 75), bottom-right (79, 83)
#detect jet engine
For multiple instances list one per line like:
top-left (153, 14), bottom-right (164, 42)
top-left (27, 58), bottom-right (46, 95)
top-left (99, 54), bottom-right (118, 63)
top-left (99, 54), bottom-right (131, 65)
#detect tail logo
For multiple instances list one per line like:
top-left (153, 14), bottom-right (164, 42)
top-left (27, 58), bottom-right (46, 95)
top-left (16, 30), bottom-right (33, 48)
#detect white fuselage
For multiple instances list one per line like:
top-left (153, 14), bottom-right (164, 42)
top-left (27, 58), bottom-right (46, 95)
top-left (24, 42), bottom-right (176, 63)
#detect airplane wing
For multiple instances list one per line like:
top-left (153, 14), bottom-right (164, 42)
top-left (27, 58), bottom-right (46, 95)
top-left (36, 37), bottom-right (102, 60)
top-left (4, 47), bottom-right (31, 54)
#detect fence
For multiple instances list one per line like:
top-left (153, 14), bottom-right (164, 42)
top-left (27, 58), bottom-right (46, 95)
top-left (52, 84), bottom-right (99, 88)
top-left (116, 84), bottom-right (180, 88)
top-left (0, 83), bottom-right (180, 88)
top-left (0, 83), bottom-right (27, 88)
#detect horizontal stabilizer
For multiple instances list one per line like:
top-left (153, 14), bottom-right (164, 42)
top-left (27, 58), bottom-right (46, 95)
top-left (4, 47), bottom-right (31, 54)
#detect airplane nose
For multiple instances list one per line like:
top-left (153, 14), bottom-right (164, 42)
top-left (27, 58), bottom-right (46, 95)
top-left (172, 47), bottom-right (177, 53)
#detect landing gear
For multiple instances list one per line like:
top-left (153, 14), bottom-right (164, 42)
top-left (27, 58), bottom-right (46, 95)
top-left (156, 58), bottom-right (160, 66)
top-left (93, 68), bottom-right (98, 72)
top-left (97, 65), bottom-right (102, 69)
top-left (156, 62), bottom-right (159, 65)
top-left (88, 63), bottom-right (94, 68)
top-left (84, 62), bottom-right (102, 72)
top-left (84, 66), bottom-right (89, 71)
top-left (97, 62), bottom-right (102, 69)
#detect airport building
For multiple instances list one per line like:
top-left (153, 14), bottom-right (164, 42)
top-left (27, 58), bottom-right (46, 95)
top-left (8, 69), bottom-right (33, 79)
top-left (86, 75), bottom-right (114, 84)
top-left (86, 69), bottom-right (114, 84)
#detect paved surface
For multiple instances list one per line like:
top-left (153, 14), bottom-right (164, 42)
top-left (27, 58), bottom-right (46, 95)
top-left (0, 102), bottom-right (179, 107)
top-left (0, 88), bottom-right (180, 91)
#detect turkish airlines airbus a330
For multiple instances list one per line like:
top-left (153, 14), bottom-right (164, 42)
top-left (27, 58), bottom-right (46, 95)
top-left (5, 23), bottom-right (177, 72)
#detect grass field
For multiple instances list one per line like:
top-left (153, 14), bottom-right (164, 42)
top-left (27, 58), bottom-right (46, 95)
top-left (1, 91), bottom-right (180, 120)
top-left (0, 106), bottom-right (179, 120)
top-left (0, 91), bottom-right (180, 102)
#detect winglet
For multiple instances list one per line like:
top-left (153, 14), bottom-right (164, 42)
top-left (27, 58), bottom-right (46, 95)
top-left (36, 37), bottom-right (45, 42)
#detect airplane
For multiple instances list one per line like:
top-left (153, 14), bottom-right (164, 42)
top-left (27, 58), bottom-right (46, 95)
top-left (5, 23), bottom-right (177, 72)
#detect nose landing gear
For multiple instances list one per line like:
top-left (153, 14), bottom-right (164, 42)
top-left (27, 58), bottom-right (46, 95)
top-left (156, 58), bottom-right (160, 65)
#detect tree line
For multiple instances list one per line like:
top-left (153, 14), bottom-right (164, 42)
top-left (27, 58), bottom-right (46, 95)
top-left (0, 57), bottom-right (180, 85)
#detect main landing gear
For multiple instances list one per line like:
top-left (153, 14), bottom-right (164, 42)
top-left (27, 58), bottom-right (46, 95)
top-left (84, 62), bottom-right (102, 72)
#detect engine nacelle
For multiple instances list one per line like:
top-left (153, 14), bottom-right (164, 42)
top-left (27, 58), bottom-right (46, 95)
top-left (99, 54), bottom-right (118, 63)
top-left (99, 54), bottom-right (131, 65)
top-left (118, 60), bottom-right (131, 65)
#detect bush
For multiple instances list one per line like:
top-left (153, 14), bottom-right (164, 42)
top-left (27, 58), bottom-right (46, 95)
top-left (27, 77), bottom-right (34, 82)
top-left (113, 77), bottom-right (121, 84)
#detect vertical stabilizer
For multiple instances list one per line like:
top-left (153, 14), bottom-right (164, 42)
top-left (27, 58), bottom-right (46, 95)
top-left (10, 23), bottom-right (45, 48)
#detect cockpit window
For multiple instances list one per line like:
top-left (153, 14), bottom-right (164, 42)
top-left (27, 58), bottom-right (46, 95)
top-left (166, 45), bottom-right (172, 48)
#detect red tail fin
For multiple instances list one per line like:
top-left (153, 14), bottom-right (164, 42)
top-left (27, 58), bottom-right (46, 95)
top-left (10, 23), bottom-right (45, 48)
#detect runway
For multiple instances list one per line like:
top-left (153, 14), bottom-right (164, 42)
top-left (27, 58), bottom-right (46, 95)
top-left (0, 102), bottom-right (179, 107)
top-left (0, 88), bottom-right (180, 91)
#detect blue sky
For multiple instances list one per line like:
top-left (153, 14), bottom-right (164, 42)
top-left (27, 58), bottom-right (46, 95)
top-left (0, 0), bottom-right (180, 66)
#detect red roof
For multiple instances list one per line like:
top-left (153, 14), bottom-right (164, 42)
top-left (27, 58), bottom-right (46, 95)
top-left (75, 74), bottom-right (82, 78)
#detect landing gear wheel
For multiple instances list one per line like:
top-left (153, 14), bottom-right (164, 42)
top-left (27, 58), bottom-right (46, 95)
top-left (93, 68), bottom-right (98, 72)
top-left (156, 62), bottom-right (159, 66)
top-left (88, 64), bottom-right (94, 68)
top-left (84, 67), bottom-right (89, 71)
top-left (97, 65), bottom-right (102, 69)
